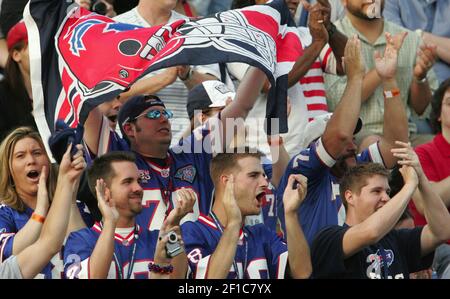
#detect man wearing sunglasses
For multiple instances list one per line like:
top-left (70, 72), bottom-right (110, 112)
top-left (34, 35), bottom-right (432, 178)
top-left (82, 67), bottom-right (266, 266)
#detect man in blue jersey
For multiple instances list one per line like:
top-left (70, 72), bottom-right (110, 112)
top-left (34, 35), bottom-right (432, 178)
top-left (63, 151), bottom-right (195, 279)
top-left (182, 148), bottom-right (311, 279)
top-left (277, 33), bottom-right (410, 244)
top-left (82, 67), bottom-right (267, 233)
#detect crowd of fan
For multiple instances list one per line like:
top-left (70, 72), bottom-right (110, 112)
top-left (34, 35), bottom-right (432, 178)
top-left (0, 0), bottom-right (449, 280)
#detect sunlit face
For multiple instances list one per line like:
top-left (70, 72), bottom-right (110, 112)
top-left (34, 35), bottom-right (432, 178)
top-left (10, 137), bottom-right (50, 200)
top-left (347, 174), bottom-right (390, 222)
top-left (108, 161), bottom-right (144, 217)
top-left (126, 106), bottom-right (172, 147)
top-left (232, 157), bottom-right (269, 216)
top-left (440, 88), bottom-right (450, 131)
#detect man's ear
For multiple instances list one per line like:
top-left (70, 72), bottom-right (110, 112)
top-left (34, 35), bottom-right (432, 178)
top-left (123, 123), bottom-right (134, 138)
top-left (345, 190), bottom-right (354, 206)
top-left (220, 174), bottom-right (229, 185)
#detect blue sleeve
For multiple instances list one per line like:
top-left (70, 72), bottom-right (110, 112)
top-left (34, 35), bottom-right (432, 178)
top-left (263, 164), bottom-right (273, 181)
top-left (266, 229), bottom-right (288, 278)
top-left (182, 221), bottom-right (214, 279)
top-left (277, 139), bottom-right (334, 199)
top-left (357, 142), bottom-right (385, 166)
top-left (76, 201), bottom-right (94, 227)
top-left (383, 0), bottom-right (404, 26)
top-left (173, 120), bottom-right (213, 168)
top-left (0, 206), bottom-right (18, 262)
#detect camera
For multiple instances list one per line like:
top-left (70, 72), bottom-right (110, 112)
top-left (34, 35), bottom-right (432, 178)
top-left (165, 231), bottom-right (184, 258)
top-left (91, 0), bottom-right (107, 15)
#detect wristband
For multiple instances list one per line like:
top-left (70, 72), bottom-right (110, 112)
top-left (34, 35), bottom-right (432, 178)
top-left (31, 213), bottom-right (46, 223)
top-left (383, 88), bottom-right (400, 99)
top-left (148, 262), bottom-right (173, 274)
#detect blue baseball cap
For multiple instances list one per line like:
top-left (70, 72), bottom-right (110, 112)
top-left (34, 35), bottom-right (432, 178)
top-left (118, 95), bottom-right (166, 135)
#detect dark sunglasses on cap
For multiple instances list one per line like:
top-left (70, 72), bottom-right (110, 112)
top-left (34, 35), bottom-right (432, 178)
top-left (134, 109), bottom-right (174, 120)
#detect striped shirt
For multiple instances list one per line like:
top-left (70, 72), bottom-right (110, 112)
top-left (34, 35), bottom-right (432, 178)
top-left (324, 17), bottom-right (439, 135)
top-left (227, 27), bottom-right (336, 158)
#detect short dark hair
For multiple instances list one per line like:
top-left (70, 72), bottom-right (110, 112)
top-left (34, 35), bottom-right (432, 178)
top-left (339, 163), bottom-right (390, 209)
top-left (430, 78), bottom-right (450, 133)
top-left (210, 147), bottom-right (263, 186)
top-left (87, 151), bottom-right (136, 194)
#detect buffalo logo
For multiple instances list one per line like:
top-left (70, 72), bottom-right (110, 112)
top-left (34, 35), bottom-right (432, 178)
top-left (68, 19), bottom-right (103, 56)
top-left (175, 165), bottom-right (197, 183)
top-left (67, 19), bottom-right (141, 57)
top-left (366, 249), bottom-right (394, 279)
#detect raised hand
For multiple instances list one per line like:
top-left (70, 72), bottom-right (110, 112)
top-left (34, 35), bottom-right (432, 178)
top-left (413, 43), bottom-right (438, 81)
top-left (223, 175), bottom-right (242, 227)
top-left (74, 0), bottom-right (91, 10)
top-left (166, 188), bottom-right (196, 227)
top-left (374, 32), bottom-right (400, 80)
top-left (95, 179), bottom-right (119, 224)
top-left (391, 141), bottom-right (425, 179)
top-left (283, 174), bottom-right (308, 214)
top-left (36, 165), bottom-right (50, 215)
top-left (386, 31), bottom-right (408, 52)
top-left (305, 1), bottom-right (329, 44)
top-left (58, 143), bottom-right (86, 183)
top-left (343, 35), bottom-right (365, 79)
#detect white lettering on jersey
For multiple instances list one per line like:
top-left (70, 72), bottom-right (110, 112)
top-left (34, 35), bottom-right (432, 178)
top-left (142, 188), bottom-right (200, 231)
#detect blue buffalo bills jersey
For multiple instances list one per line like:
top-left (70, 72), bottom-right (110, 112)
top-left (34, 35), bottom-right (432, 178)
top-left (0, 202), bottom-right (93, 279)
top-left (182, 214), bottom-right (288, 279)
top-left (277, 138), bottom-right (385, 244)
top-left (63, 222), bottom-right (159, 279)
top-left (96, 118), bottom-right (217, 232)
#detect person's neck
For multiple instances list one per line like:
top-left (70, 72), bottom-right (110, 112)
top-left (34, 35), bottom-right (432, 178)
top-left (344, 209), bottom-right (362, 227)
top-left (17, 190), bottom-right (36, 210)
top-left (133, 143), bottom-right (169, 159)
top-left (346, 12), bottom-right (384, 44)
top-left (441, 126), bottom-right (450, 144)
top-left (137, 2), bottom-right (172, 26)
top-left (115, 216), bottom-right (135, 229)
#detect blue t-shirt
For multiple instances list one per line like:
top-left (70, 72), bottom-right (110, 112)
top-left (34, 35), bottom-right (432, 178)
top-left (277, 138), bottom-right (385, 244)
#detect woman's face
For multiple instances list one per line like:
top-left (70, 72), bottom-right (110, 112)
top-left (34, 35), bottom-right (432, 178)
top-left (10, 137), bottom-right (50, 199)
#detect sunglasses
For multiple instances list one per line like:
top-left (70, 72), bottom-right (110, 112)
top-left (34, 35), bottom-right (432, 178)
top-left (135, 109), bottom-right (174, 120)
